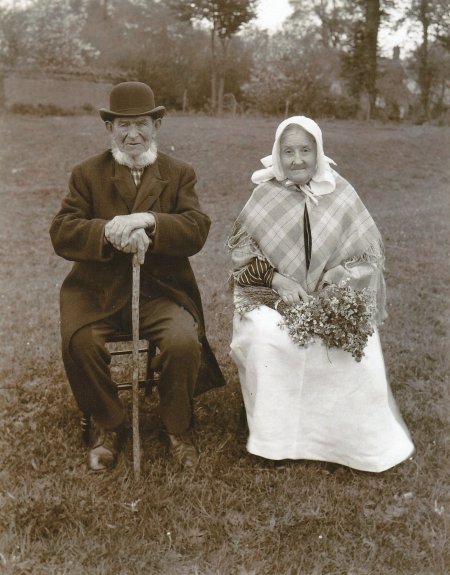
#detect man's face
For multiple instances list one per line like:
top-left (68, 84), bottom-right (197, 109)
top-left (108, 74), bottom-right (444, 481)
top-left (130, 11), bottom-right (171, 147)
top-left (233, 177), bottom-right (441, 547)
top-left (280, 126), bottom-right (317, 185)
top-left (107, 116), bottom-right (159, 157)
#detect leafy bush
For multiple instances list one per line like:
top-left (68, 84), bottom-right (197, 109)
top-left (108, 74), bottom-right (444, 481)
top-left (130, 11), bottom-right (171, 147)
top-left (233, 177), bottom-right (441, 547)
top-left (10, 103), bottom-right (77, 116)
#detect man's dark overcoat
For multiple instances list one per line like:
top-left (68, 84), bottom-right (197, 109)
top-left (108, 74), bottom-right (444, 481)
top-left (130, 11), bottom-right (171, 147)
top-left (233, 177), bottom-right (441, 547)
top-left (50, 150), bottom-right (225, 395)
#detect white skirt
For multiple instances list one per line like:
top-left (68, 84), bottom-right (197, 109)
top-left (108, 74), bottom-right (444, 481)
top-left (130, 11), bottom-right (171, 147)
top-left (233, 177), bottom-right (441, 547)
top-left (230, 305), bottom-right (415, 472)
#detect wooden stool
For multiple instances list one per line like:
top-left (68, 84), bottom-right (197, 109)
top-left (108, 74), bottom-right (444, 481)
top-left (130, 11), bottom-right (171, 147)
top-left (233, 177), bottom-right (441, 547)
top-left (80, 332), bottom-right (159, 446)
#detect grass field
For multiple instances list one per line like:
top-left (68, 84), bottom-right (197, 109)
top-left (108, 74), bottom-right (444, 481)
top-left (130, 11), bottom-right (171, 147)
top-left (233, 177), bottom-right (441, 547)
top-left (0, 113), bottom-right (449, 575)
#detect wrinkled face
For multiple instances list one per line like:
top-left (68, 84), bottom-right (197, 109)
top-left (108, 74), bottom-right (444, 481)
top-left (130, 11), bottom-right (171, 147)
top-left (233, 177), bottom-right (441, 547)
top-left (280, 125), bottom-right (317, 185)
top-left (106, 116), bottom-right (159, 157)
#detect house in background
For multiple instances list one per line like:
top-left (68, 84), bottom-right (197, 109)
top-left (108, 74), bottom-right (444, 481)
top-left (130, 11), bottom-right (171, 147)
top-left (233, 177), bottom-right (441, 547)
top-left (376, 46), bottom-right (414, 120)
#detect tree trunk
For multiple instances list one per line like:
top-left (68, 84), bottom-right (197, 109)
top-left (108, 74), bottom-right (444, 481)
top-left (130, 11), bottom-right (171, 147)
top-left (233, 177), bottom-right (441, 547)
top-left (436, 79), bottom-right (446, 115)
top-left (418, 0), bottom-right (431, 121)
top-left (217, 37), bottom-right (230, 115)
top-left (364, 0), bottom-right (380, 119)
top-left (229, 93), bottom-right (237, 117)
top-left (210, 28), bottom-right (217, 114)
top-left (217, 77), bottom-right (225, 114)
top-left (284, 99), bottom-right (290, 118)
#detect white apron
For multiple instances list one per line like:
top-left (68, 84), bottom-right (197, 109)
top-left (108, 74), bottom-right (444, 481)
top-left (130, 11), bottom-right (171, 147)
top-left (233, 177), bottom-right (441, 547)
top-left (230, 305), bottom-right (415, 472)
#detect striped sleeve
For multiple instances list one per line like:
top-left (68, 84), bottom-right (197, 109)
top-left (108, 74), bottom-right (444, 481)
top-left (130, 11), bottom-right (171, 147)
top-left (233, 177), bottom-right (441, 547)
top-left (236, 257), bottom-right (275, 287)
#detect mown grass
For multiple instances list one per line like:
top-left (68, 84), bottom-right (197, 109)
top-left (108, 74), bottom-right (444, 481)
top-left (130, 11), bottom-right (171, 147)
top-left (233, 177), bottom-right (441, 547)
top-left (0, 113), bottom-right (449, 575)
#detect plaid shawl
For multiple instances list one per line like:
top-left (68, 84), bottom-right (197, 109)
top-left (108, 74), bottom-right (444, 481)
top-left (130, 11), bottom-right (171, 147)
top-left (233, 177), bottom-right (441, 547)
top-left (228, 173), bottom-right (387, 322)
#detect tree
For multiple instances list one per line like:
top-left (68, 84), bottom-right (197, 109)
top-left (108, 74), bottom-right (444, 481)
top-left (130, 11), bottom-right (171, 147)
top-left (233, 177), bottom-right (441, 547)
top-left (429, 41), bottom-right (450, 117)
top-left (79, 0), bottom-right (212, 109)
top-left (243, 28), bottom-right (348, 117)
top-left (405, 0), bottom-right (450, 120)
top-left (169, 0), bottom-right (258, 114)
top-left (287, 0), bottom-right (355, 49)
top-left (287, 0), bottom-right (382, 118)
top-left (407, 38), bottom-right (450, 120)
top-left (341, 19), bottom-right (367, 106)
top-left (0, 6), bottom-right (25, 68)
top-left (337, 0), bottom-right (382, 118)
top-left (376, 46), bottom-right (411, 120)
top-left (0, 0), bottom-right (98, 70)
top-left (362, 0), bottom-right (381, 117)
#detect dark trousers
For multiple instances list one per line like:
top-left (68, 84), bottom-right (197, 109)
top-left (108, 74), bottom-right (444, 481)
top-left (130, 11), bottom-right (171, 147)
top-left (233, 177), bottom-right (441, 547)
top-left (67, 296), bottom-right (202, 434)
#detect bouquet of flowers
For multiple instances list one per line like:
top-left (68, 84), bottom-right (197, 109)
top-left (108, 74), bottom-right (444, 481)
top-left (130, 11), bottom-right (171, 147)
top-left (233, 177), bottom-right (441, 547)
top-left (235, 281), bottom-right (377, 361)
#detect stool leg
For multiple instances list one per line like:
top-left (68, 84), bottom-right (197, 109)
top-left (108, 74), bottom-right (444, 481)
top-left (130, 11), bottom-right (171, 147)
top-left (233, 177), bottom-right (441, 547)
top-left (81, 412), bottom-right (91, 445)
top-left (145, 343), bottom-right (156, 397)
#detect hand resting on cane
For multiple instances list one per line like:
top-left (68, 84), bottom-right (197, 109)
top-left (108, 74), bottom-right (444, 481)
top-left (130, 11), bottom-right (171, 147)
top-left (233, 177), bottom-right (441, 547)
top-left (104, 213), bottom-right (155, 264)
top-left (120, 229), bottom-right (152, 264)
top-left (105, 212), bottom-right (156, 248)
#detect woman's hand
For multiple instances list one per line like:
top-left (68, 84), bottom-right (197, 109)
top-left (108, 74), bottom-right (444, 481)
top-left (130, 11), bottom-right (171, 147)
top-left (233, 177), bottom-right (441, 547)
top-left (272, 272), bottom-right (310, 305)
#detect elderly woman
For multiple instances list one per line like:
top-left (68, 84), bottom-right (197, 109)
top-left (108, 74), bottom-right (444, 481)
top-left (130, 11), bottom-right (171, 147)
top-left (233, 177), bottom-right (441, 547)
top-left (228, 116), bottom-right (414, 472)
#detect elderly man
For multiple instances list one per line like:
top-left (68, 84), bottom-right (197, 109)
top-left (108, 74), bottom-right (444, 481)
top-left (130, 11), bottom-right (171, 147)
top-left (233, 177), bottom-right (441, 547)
top-left (50, 81), bottom-right (225, 472)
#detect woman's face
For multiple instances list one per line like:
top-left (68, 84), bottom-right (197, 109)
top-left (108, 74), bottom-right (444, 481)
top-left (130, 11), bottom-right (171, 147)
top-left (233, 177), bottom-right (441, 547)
top-left (280, 125), bottom-right (317, 185)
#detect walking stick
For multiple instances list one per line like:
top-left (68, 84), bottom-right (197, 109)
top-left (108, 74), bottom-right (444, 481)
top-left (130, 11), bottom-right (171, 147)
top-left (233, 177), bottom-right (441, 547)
top-left (131, 253), bottom-right (141, 480)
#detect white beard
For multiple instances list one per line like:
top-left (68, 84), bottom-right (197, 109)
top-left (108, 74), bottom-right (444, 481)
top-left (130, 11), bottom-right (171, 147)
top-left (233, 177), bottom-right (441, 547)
top-left (111, 140), bottom-right (158, 169)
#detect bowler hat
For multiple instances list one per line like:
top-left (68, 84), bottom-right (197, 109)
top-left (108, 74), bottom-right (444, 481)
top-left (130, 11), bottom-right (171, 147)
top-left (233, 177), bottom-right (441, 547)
top-left (99, 81), bottom-right (166, 122)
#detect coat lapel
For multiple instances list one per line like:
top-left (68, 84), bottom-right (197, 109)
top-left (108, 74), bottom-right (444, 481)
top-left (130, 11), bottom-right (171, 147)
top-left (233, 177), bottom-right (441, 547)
top-left (111, 163), bottom-right (138, 212)
top-left (132, 158), bottom-right (168, 213)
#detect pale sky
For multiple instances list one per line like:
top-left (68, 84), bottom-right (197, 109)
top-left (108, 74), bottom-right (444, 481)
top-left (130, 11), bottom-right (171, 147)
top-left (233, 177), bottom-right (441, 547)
top-left (255, 0), bottom-right (293, 32)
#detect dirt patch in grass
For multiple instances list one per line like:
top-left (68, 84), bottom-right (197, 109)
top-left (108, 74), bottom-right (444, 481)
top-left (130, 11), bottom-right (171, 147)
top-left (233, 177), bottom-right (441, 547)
top-left (0, 113), bottom-right (449, 574)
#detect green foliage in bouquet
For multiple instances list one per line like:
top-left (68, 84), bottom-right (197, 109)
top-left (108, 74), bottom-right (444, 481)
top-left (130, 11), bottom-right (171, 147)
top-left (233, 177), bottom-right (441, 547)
top-left (279, 282), bottom-right (377, 361)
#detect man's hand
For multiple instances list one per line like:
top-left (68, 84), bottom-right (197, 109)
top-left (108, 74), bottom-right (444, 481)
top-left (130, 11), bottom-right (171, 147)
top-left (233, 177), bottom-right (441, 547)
top-left (272, 272), bottom-right (310, 305)
top-left (105, 213), bottom-right (155, 248)
top-left (118, 228), bottom-right (152, 265)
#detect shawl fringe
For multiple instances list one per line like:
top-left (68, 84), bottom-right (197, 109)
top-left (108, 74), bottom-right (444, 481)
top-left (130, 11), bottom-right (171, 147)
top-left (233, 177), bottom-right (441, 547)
top-left (227, 221), bottom-right (268, 272)
top-left (343, 240), bottom-right (385, 271)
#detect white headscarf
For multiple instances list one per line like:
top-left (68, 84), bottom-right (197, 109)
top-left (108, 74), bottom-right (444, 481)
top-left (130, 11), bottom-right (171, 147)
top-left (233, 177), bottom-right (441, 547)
top-left (251, 116), bottom-right (337, 199)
